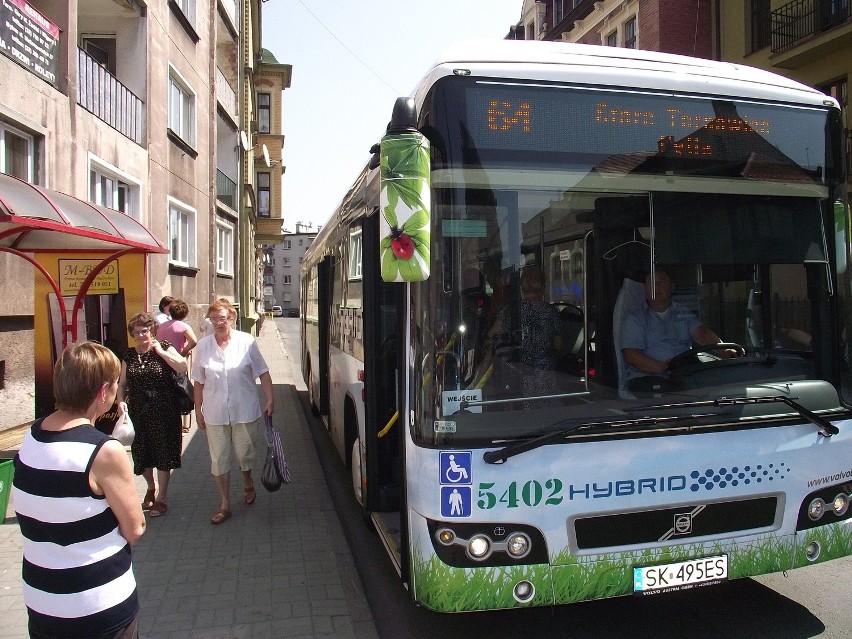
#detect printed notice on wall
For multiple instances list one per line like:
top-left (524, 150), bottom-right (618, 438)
top-left (59, 260), bottom-right (120, 296)
top-left (0, 0), bottom-right (59, 87)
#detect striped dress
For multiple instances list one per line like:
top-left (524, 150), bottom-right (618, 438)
top-left (12, 420), bottom-right (139, 637)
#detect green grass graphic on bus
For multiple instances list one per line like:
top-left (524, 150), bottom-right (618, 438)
top-left (379, 132), bottom-right (430, 282)
top-left (411, 524), bottom-right (852, 612)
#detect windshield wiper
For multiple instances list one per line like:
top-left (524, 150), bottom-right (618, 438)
top-left (482, 413), bottom-right (720, 464)
top-left (630, 396), bottom-right (839, 438)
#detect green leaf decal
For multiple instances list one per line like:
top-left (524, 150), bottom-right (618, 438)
top-left (402, 209), bottom-right (430, 232)
top-left (381, 246), bottom-right (400, 281)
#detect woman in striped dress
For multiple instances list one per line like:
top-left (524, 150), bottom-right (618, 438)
top-left (12, 341), bottom-right (146, 638)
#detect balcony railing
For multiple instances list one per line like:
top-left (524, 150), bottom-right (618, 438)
top-left (77, 48), bottom-right (144, 144)
top-left (772, 0), bottom-right (852, 53)
top-left (216, 169), bottom-right (237, 210)
top-left (216, 67), bottom-right (238, 122)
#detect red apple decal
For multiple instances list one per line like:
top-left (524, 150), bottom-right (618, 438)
top-left (390, 229), bottom-right (415, 260)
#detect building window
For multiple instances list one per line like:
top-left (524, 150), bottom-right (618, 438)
top-left (175, 0), bottom-right (195, 25)
top-left (168, 198), bottom-right (196, 267)
top-left (749, 0), bottom-right (771, 52)
top-left (0, 123), bottom-right (34, 181)
top-left (348, 228), bottom-right (363, 280)
top-left (89, 161), bottom-right (139, 219)
top-left (216, 219), bottom-right (234, 275)
top-left (258, 172), bottom-right (271, 217)
top-left (624, 17), bottom-right (636, 49)
top-left (283, 239), bottom-right (291, 249)
top-left (283, 275), bottom-right (292, 284)
top-left (606, 31), bottom-right (618, 46)
top-left (168, 67), bottom-right (195, 147)
top-left (258, 93), bottom-right (271, 133)
top-left (282, 257), bottom-right (291, 266)
top-left (81, 36), bottom-right (116, 75)
top-left (553, 0), bottom-right (564, 26)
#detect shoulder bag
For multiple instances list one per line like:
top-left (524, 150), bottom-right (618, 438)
top-left (158, 340), bottom-right (194, 415)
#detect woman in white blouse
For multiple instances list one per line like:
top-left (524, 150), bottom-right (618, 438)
top-left (191, 299), bottom-right (273, 525)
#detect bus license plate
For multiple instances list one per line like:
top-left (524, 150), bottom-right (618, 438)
top-left (633, 555), bottom-right (728, 596)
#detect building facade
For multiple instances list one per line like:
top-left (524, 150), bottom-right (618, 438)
top-left (266, 224), bottom-right (316, 317)
top-left (511, 0), bottom-right (713, 58)
top-left (0, 0), bottom-right (288, 396)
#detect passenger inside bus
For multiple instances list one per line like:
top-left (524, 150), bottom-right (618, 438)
top-left (486, 266), bottom-right (562, 398)
top-left (620, 268), bottom-right (741, 393)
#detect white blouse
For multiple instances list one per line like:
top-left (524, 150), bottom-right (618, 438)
top-left (191, 330), bottom-right (269, 425)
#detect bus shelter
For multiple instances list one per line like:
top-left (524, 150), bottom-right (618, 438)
top-left (0, 172), bottom-right (168, 417)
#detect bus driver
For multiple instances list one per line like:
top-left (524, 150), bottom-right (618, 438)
top-left (621, 269), bottom-right (739, 392)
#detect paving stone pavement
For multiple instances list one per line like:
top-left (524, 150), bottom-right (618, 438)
top-left (0, 321), bottom-right (378, 638)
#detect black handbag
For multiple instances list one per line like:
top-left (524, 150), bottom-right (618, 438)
top-left (171, 371), bottom-right (194, 415)
top-left (158, 341), bottom-right (194, 415)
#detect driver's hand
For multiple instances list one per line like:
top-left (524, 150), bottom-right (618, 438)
top-left (721, 347), bottom-right (745, 359)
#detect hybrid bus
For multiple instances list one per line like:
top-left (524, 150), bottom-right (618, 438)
top-left (300, 40), bottom-right (852, 612)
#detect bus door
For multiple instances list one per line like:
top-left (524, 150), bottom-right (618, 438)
top-left (362, 211), bottom-right (407, 575)
top-left (316, 256), bottom-right (332, 416)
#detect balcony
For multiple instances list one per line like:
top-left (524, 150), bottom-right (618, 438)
top-left (216, 169), bottom-right (237, 210)
top-left (772, 0), bottom-right (852, 53)
top-left (77, 47), bottom-right (144, 145)
top-left (216, 67), bottom-right (238, 124)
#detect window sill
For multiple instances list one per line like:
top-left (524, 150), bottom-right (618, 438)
top-left (168, 263), bottom-right (199, 277)
top-left (167, 129), bottom-right (198, 158)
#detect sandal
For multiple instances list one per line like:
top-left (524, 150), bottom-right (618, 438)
top-left (142, 489), bottom-right (156, 511)
top-left (210, 509), bottom-right (231, 525)
top-left (149, 502), bottom-right (168, 517)
top-left (244, 486), bottom-right (256, 505)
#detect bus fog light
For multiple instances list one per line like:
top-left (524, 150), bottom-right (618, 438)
top-left (806, 541), bottom-right (821, 561)
top-left (467, 535), bottom-right (491, 560)
top-left (506, 533), bottom-right (531, 559)
top-left (513, 580), bottom-right (535, 603)
top-left (436, 528), bottom-right (455, 546)
top-left (832, 493), bottom-right (849, 516)
top-left (807, 498), bottom-right (825, 521)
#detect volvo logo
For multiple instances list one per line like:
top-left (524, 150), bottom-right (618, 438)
top-left (660, 505), bottom-right (706, 541)
top-left (674, 513), bottom-right (693, 534)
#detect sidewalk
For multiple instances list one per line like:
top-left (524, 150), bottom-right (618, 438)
top-left (0, 321), bottom-right (378, 638)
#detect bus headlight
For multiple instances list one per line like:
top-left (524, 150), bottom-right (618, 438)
top-left (807, 497), bottom-right (825, 521)
top-left (467, 534), bottom-right (492, 560)
top-left (506, 533), bottom-right (531, 559)
top-left (833, 493), bottom-right (849, 517)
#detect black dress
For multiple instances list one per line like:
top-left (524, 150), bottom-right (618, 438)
top-left (123, 341), bottom-right (182, 474)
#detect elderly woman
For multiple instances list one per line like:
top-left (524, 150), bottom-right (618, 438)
top-left (192, 299), bottom-right (273, 525)
top-left (117, 312), bottom-right (187, 518)
top-left (12, 341), bottom-right (145, 638)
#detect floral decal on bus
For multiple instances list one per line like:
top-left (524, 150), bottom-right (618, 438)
top-left (379, 132), bottom-right (430, 282)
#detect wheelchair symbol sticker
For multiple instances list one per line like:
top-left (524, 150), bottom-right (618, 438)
top-left (440, 451), bottom-right (471, 485)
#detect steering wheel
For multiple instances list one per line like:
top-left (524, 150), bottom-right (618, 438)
top-left (666, 342), bottom-right (746, 372)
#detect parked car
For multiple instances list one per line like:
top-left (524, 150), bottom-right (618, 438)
top-left (272, 305), bottom-right (283, 317)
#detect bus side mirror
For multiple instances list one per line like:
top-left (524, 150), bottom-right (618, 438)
top-left (379, 97), bottom-right (431, 282)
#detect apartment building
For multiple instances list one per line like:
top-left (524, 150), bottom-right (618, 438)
top-left (244, 45), bottom-right (291, 332)
top-left (511, 0), bottom-right (713, 57)
top-left (0, 0), bottom-right (287, 414)
top-left (265, 223), bottom-right (316, 317)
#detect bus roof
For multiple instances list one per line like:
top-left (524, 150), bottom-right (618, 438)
top-left (414, 40), bottom-right (836, 109)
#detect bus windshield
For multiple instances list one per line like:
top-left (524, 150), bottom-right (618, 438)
top-left (412, 79), bottom-right (847, 446)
